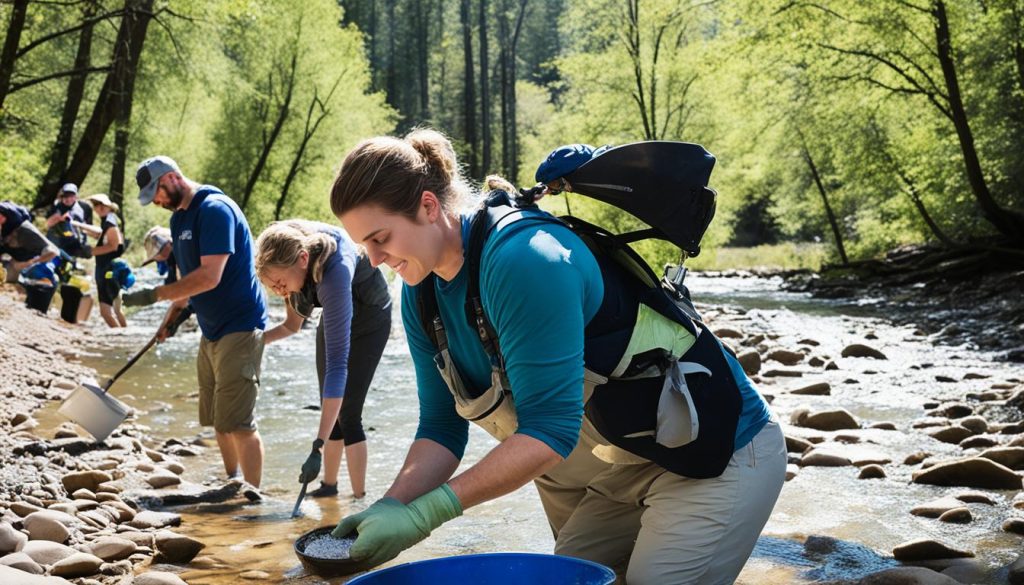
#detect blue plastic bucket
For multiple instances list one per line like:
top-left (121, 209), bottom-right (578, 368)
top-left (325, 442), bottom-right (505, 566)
top-left (346, 553), bottom-right (615, 585)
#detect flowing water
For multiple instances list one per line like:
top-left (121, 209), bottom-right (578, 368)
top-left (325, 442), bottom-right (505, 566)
top-left (37, 273), bottom-right (1024, 583)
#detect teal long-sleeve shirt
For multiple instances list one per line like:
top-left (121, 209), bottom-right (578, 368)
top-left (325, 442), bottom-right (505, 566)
top-left (401, 211), bottom-right (604, 460)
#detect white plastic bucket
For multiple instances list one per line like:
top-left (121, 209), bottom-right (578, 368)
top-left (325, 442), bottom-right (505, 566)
top-left (57, 380), bottom-right (130, 442)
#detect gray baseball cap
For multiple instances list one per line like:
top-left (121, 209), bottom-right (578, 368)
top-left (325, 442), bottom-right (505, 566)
top-left (136, 155), bottom-right (180, 205)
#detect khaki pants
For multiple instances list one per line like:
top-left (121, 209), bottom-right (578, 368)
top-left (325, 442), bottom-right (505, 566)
top-left (536, 420), bottom-right (787, 585)
top-left (197, 330), bottom-right (264, 433)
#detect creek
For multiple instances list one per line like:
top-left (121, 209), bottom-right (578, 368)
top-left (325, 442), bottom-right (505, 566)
top-left (35, 273), bottom-right (1024, 583)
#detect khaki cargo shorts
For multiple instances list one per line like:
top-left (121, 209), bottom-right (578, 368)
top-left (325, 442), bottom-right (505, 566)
top-left (197, 329), bottom-right (264, 433)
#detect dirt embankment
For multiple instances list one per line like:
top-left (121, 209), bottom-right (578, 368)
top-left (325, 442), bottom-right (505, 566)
top-left (0, 291), bottom-right (243, 585)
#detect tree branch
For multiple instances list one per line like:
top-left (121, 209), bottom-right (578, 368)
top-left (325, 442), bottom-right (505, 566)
top-left (9, 64), bottom-right (111, 93)
top-left (16, 9), bottom-right (124, 59)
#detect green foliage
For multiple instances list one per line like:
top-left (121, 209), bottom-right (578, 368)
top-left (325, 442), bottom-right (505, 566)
top-left (4, 0), bottom-right (1023, 273)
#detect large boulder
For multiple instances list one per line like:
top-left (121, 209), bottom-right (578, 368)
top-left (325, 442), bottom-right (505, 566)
top-left (912, 457), bottom-right (1023, 490)
top-left (911, 496), bottom-right (964, 518)
top-left (767, 348), bottom-right (804, 366)
top-left (49, 552), bottom-right (103, 578)
top-left (795, 408), bottom-right (860, 431)
top-left (60, 471), bottom-right (111, 494)
top-left (132, 571), bottom-right (189, 585)
top-left (841, 343), bottom-right (888, 360)
top-left (736, 351), bottom-right (761, 376)
top-left (127, 510), bottom-right (181, 530)
top-left (978, 447), bottom-right (1024, 470)
top-left (88, 536), bottom-right (137, 562)
top-left (892, 538), bottom-right (973, 561)
top-left (0, 565), bottom-right (73, 584)
top-left (0, 551), bottom-right (43, 573)
top-left (20, 540), bottom-right (77, 566)
top-left (153, 530), bottom-right (205, 564)
top-left (23, 510), bottom-right (76, 543)
top-left (857, 567), bottom-right (960, 584)
top-left (0, 522), bottom-right (27, 553)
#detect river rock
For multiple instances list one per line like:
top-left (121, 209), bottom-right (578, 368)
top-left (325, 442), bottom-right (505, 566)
top-left (959, 435), bottom-right (999, 449)
top-left (49, 551), bottom-right (103, 577)
top-left (61, 471), bottom-right (111, 494)
top-left (955, 491), bottom-right (996, 505)
top-left (0, 522), bottom-right (27, 553)
top-left (146, 470), bottom-right (181, 489)
top-left (1003, 517), bottom-right (1024, 535)
top-left (912, 457), bottom-right (1023, 489)
top-left (858, 464), bottom-right (886, 479)
top-left (88, 536), bottom-right (136, 561)
top-left (713, 327), bottom-right (743, 339)
top-left (1009, 555), bottom-right (1024, 585)
top-left (762, 368), bottom-right (804, 377)
top-left (800, 448), bottom-right (853, 467)
top-left (858, 567), bottom-right (960, 584)
top-left (127, 511), bottom-right (181, 529)
top-left (912, 496), bottom-right (965, 518)
top-left (240, 570), bottom-right (271, 580)
top-left (161, 461), bottom-right (186, 475)
top-left (736, 351), bottom-right (761, 375)
top-left (904, 451), bottom-right (931, 465)
top-left (0, 551), bottom-right (43, 573)
top-left (892, 538), bottom-right (973, 561)
top-left (71, 489), bottom-right (96, 501)
top-left (767, 348), bottom-right (804, 365)
top-left (935, 403), bottom-right (972, 419)
top-left (0, 565), bottom-right (73, 584)
top-left (978, 447), bottom-right (1024, 470)
top-left (11, 501), bottom-right (42, 517)
top-left (785, 435), bottom-right (813, 453)
top-left (841, 343), bottom-right (887, 360)
top-left (101, 501), bottom-right (135, 523)
top-left (790, 382), bottom-right (831, 396)
top-left (869, 422), bottom-right (898, 431)
top-left (929, 426), bottom-right (973, 444)
top-left (794, 408), bottom-right (860, 431)
top-left (21, 540), bottom-right (77, 565)
top-left (938, 507), bottom-right (972, 523)
top-left (957, 416), bottom-right (987, 434)
top-left (23, 510), bottom-right (76, 543)
top-left (133, 571), bottom-right (189, 585)
top-left (153, 531), bottom-right (204, 563)
top-left (785, 464), bottom-right (798, 481)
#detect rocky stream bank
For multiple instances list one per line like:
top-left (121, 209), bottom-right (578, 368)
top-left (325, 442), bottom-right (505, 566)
top-left (0, 292), bottom-right (260, 585)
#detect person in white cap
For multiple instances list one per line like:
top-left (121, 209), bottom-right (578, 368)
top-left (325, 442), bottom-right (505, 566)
top-left (74, 194), bottom-right (126, 327)
top-left (141, 226), bottom-right (178, 285)
top-left (123, 155), bottom-right (269, 488)
top-left (44, 183), bottom-right (92, 258)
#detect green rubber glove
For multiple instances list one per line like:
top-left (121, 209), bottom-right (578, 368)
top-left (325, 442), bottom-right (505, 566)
top-left (123, 287), bottom-right (158, 307)
top-left (299, 439), bottom-right (323, 484)
top-left (331, 485), bottom-right (463, 567)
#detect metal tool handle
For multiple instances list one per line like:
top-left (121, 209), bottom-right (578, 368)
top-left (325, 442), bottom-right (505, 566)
top-left (101, 307), bottom-right (192, 393)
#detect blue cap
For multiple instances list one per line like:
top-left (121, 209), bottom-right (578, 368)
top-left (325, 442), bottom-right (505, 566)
top-left (535, 144), bottom-right (596, 183)
top-left (135, 155), bottom-right (180, 205)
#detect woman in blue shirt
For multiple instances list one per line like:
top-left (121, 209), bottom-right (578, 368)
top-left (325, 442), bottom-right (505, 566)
top-left (256, 220), bottom-right (391, 498)
top-left (325, 129), bottom-right (787, 584)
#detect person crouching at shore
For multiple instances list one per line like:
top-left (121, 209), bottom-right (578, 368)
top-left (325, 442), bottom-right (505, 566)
top-left (256, 220), bottom-right (391, 499)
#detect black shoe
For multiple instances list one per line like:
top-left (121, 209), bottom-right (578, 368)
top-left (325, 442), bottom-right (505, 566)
top-left (309, 481), bottom-right (339, 498)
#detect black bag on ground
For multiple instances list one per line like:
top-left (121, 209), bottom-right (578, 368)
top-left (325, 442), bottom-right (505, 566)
top-left (59, 284), bottom-right (84, 323)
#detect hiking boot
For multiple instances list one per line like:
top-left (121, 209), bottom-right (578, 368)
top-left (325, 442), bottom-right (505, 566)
top-left (309, 482), bottom-right (339, 498)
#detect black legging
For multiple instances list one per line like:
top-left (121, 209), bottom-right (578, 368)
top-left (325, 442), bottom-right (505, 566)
top-left (315, 303), bottom-right (391, 444)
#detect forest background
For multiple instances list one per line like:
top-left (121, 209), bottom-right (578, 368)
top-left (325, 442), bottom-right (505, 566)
top-left (1, 0), bottom-right (1023, 271)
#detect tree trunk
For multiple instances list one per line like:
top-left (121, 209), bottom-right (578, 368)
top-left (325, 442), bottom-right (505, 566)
top-left (892, 162), bottom-right (955, 246)
top-left (497, 3), bottom-right (509, 177)
top-left (506, 0), bottom-right (528, 183)
top-left (417, 0), bottom-right (430, 120)
top-left (803, 146), bottom-right (849, 266)
top-left (62, 0), bottom-right (154, 201)
top-left (933, 0), bottom-right (1024, 239)
top-left (37, 1), bottom-right (98, 210)
top-left (0, 0), bottom-right (30, 111)
top-left (384, 0), bottom-right (398, 113)
top-left (624, 0), bottom-right (653, 141)
top-left (276, 79), bottom-right (340, 220)
top-left (241, 50), bottom-right (298, 211)
top-left (460, 0), bottom-right (478, 178)
top-left (479, 0), bottom-right (491, 175)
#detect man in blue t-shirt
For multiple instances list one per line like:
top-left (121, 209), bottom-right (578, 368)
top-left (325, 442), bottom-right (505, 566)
top-left (123, 156), bottom-right (269, 488)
